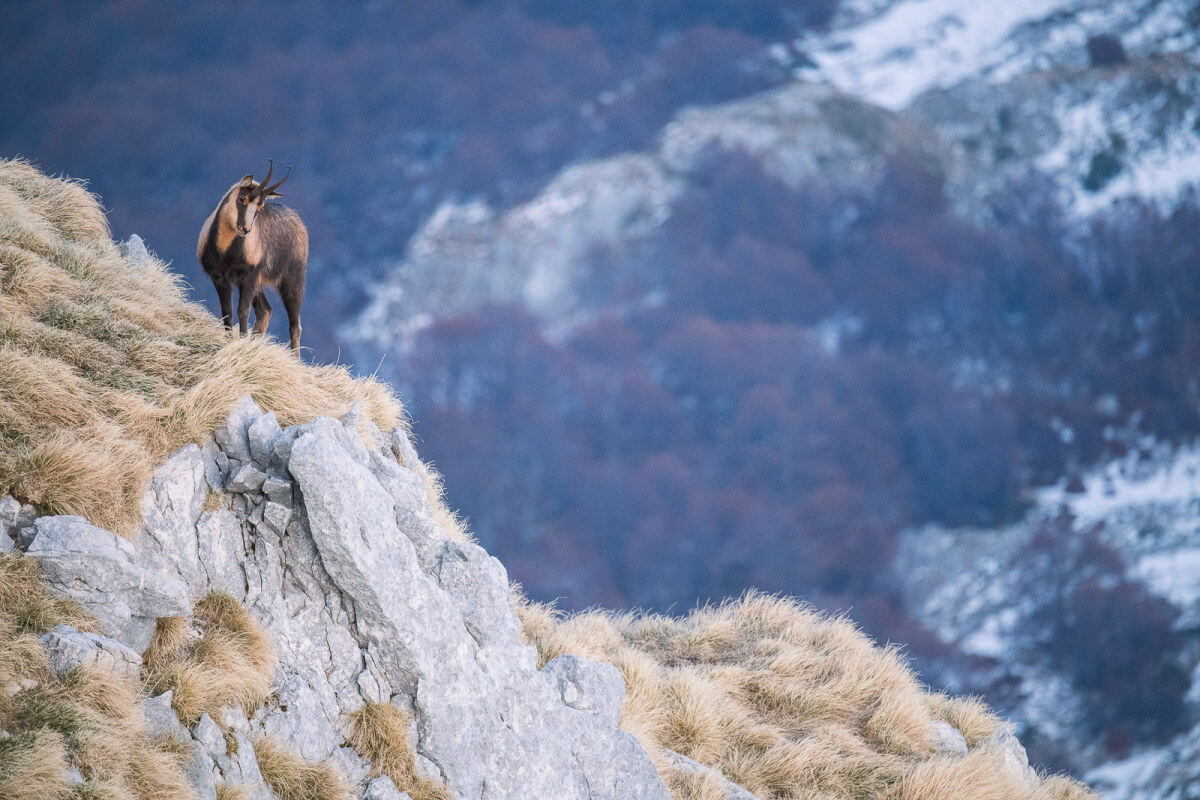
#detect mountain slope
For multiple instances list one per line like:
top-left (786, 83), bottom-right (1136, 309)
top-left (0, 162), bottom-right (1097, 800)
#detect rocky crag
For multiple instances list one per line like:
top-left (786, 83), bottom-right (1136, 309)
top-left (1, 390), bottom-right (1068, 800)
top-left (4, 396), bottom-right (668, 800)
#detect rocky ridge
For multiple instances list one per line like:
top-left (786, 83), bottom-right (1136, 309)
top-left (2, 396), bottom-right (670, 800)
top-left (0, 392), bottom-right (1058, 800)
top-left (345, 80), bottom-right (942, 359)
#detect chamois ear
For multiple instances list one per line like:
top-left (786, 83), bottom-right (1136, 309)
top-left (238, 174), bottom-right (256, 186)
top-left (267, 190), bottom-right (284, 198)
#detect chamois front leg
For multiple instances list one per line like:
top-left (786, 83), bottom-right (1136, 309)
top-left (214, 279), bottom-right (234, 332)
top-left (236, 284), bottom-right (254, 337)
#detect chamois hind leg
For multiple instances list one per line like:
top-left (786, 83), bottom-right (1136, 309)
top-left (252, 290), bottom-right (272, 336)
top-left (279, 275), bottom-right (304, 354)
top-left (214, 279), bottom-right (234, 332)
top-left (236, 283), bottom-right (254, 336)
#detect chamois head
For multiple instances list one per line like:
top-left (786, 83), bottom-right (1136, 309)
top-left (232, 159), bottom-right (291, 236)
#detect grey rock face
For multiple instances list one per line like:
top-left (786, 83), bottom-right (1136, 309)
top-left (228, 463), bottom-right (267, 494)
top-left (542, 655), bottom-right (625, 727)
top-left (41, 625), bottom-right (142, 681)
top-left (138, 445), bottom-right (209, 587)
top-left (258, 501), bottom-right (292, 536)
top-left (0, 495), bottom-right (19, 528)
top-left (24, 397), bottom-right (668, 800)
top-left (262, 476), bottom-right (294, 508)
top-left (183, 742), bottom-right (219, 800)
top-left (192, 713), bottom-right (271, 800)
top-left (289, 415), bottom-right (669, 800)
top-left (981, 725), bottom-right (1039, 786)
top-left (433, 540), bottom-right (526, 652)
top-left (214, 396), bottom-right (263, 464)
top-left (247, 411), bottom-right (283, 468)
top-left (1, 495), bottom-right (38, 550)
top-left (364, 776), bottom-right (412, 800)
top-left (144, 691), bottom-right (190, 743)
top-left (27, 516), bottom-right (191, 651)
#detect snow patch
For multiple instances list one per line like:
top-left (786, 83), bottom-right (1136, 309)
top-left (801, 0), bottom-right (1074, 110)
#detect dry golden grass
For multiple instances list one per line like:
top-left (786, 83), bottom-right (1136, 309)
top-left (661, 766), bottom-right (728, 800)
top-left (346, 701), bottom-right (452, 800)
top-left (143, 592), bottom-right (277, 726)
top-left (0, 552), bottom-right (193, 799)
top-left (0, 730), bottom-right (73, 800)
top-left (253, 736), bottom-right (352, 800)
top-left (0, 157), bottom-right (408, 538)
top-left (0, 551), bottom-right (96, 650)
top-left (214, 783), bottom-right (248, 800)
top-left (924, 691), bottom-right (1002, 749)
top-left (517, 591), bottom-right (1096, 800)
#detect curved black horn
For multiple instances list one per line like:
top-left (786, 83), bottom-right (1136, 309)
top-left (264, 165), bottom-right (292, 196)
top-left (259, 159), bottom-right (274, 192)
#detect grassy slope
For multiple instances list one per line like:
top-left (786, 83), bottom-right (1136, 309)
top-left (0, 160), bottom-right (1093, 799)
top-left (520, 593), bottom-right (1094, 800)
top-left (0, 157), bottom-right (404, 536)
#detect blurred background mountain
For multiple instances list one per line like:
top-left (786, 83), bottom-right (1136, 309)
top-left (3, 1), bottom-right (1199, 794)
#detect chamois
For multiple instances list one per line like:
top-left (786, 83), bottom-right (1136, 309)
top-left (197, 160), bottom-right (308, 352)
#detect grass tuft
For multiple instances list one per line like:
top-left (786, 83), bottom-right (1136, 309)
top-left (253, 736), bottom-right (352, 800)
top-left (143, 592), bottom-right (277, 726)
top-left (0, 730), bottom-right (73, 800)
top-left (346, 701), bottom-right (452, 800)
top-left (214, 784), bottom-right (248, 800)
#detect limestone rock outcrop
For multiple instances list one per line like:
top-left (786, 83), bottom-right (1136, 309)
top-left (12, 396), bottom-right (671, 800)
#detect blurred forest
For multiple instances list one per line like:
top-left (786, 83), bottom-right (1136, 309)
top-left (3, 0), bottom-right (1196, 765)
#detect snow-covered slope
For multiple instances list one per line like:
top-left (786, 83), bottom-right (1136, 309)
top-left (800, 0), bottom-right (1197, 110)
top-left (895, 441), bottom-right (1200, 796)
top-left (797, 0), bottom-right (1200, 217)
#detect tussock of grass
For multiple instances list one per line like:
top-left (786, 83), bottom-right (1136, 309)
top-left (346, 701), bottom-right (452, 800)
top-left (0, 552), bottom-right (96, 653)
top-left (214, 783), bottom-right (248, 800)
top-left (518, 591), bottom-right (1095, 800)
top-left (143, 592), bottom-right (277, 726)
top-left (924, 691), bottom-right (1001, 749)
top-left (0, 553), bottom-right (192, 799)
top-left (662, 767), bottom-right (728, 800)
top-left (0, 730), bottom-right (72, 800)
top-left (253, 736), bottom-right (352, 800)
top-left (881, 744), bottom-right (1042, 800)
top-left (0, 158), bottom-right (405, 537)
